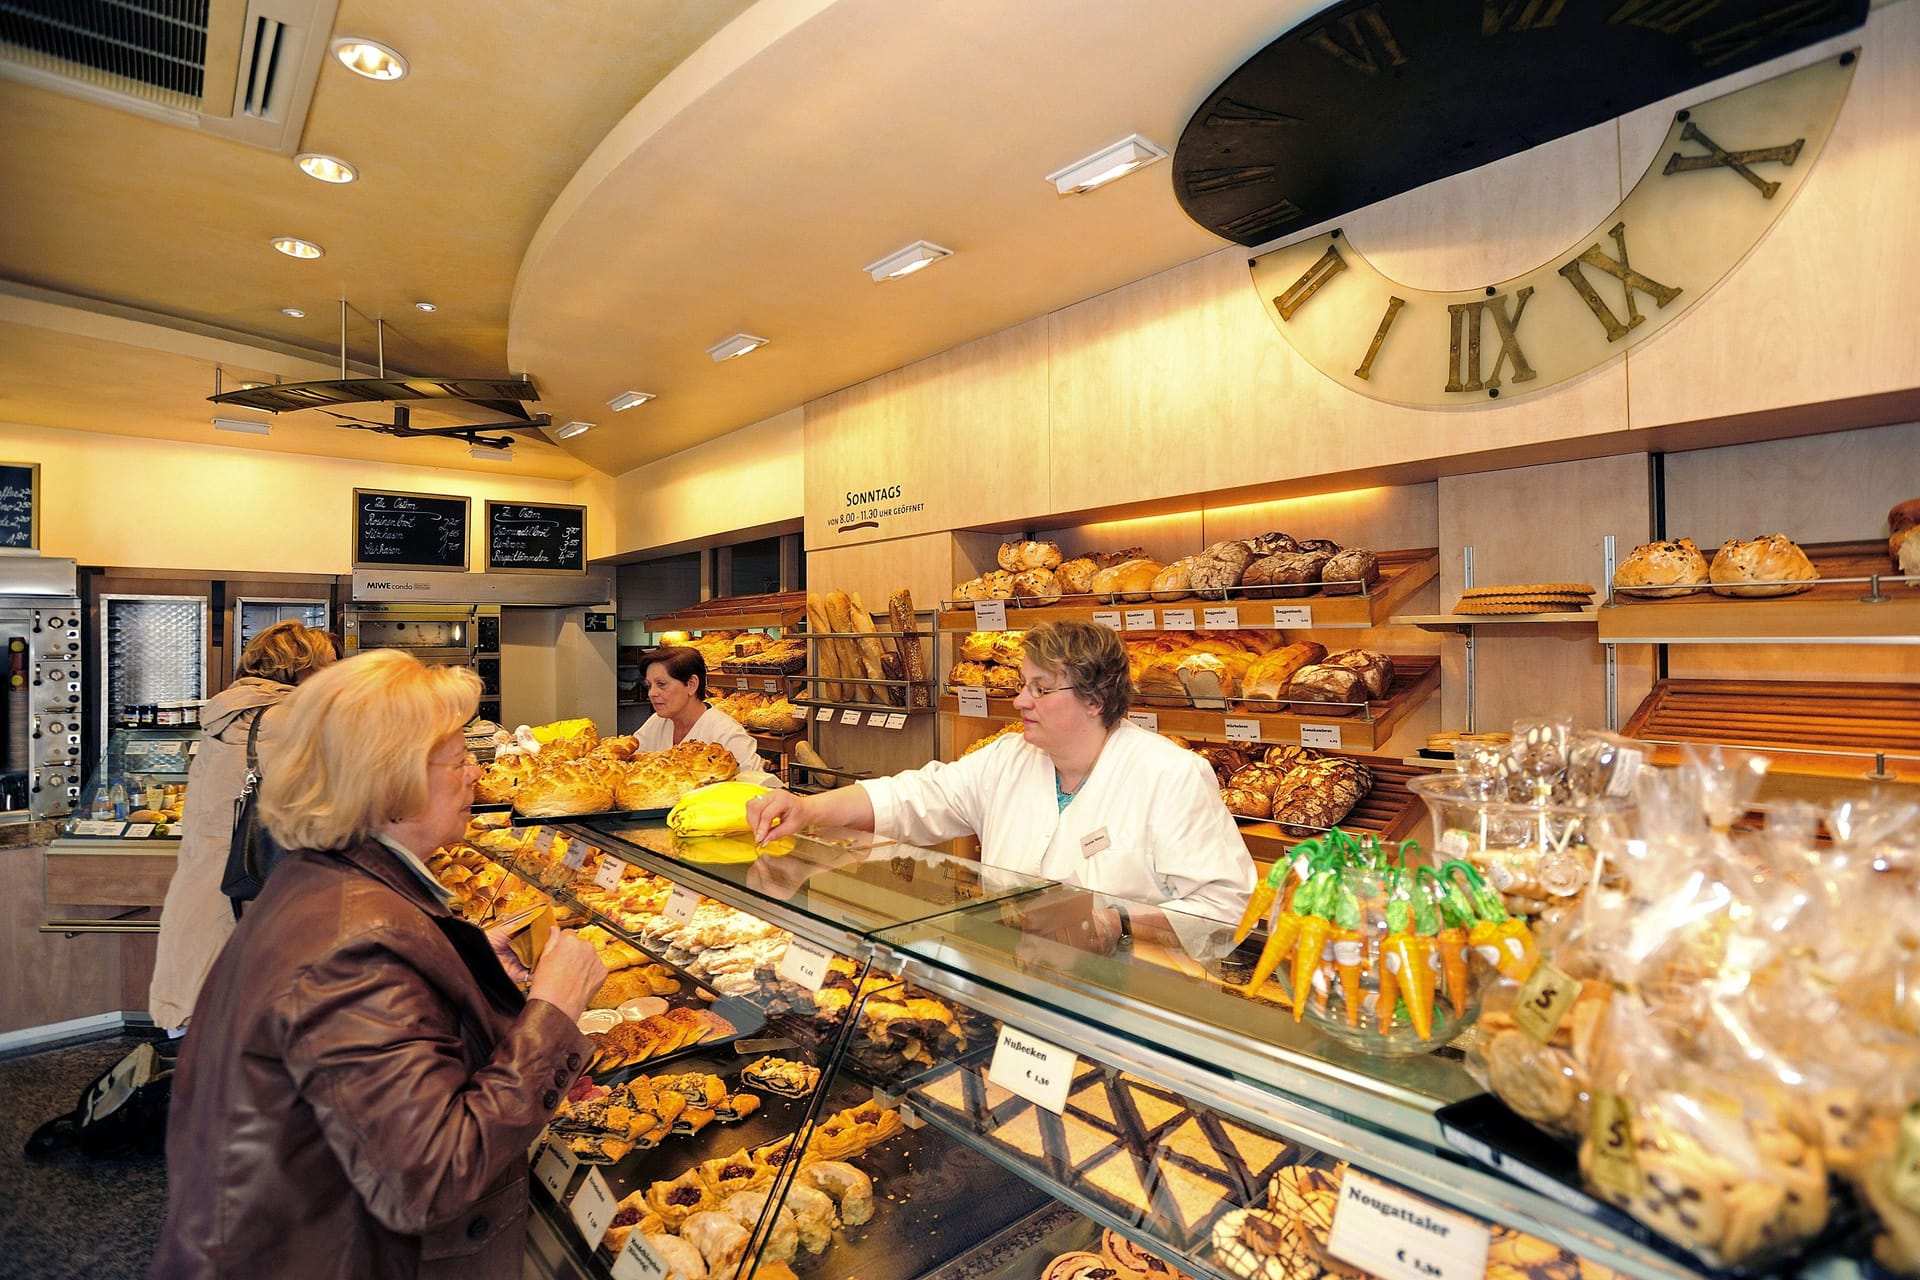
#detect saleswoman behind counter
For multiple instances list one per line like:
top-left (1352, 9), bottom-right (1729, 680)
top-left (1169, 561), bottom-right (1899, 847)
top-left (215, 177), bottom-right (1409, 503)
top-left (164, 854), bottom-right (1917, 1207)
top-left (748, 621), bottom-right (1254, 948)
top-left (634, 645), bottom-right (772, 778)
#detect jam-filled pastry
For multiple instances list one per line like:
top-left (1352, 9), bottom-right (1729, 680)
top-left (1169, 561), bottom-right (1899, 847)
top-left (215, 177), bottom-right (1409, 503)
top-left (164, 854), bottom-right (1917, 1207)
top-left (643, 1167), bottom-right (717, 1230)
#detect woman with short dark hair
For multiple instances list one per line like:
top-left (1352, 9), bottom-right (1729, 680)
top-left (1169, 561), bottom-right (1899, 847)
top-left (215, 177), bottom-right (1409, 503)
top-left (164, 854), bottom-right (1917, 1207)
top-left (631, 644), bottom-right (765, 774)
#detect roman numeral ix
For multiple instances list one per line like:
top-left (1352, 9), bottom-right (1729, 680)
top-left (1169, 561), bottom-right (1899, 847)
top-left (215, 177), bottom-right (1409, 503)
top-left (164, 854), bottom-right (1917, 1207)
top-left (1557, 221), bottom-right (1682, 343)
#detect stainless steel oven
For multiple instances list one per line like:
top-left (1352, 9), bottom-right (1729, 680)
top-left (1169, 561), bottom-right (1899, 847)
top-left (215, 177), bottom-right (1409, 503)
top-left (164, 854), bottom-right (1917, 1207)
top-left (343, 603), bottom-right (501, 723)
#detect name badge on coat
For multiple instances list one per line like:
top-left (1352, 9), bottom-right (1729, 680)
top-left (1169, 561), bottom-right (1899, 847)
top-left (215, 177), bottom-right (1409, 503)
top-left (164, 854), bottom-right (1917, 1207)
top-left (1080, 828), bottom-right (1112, 859)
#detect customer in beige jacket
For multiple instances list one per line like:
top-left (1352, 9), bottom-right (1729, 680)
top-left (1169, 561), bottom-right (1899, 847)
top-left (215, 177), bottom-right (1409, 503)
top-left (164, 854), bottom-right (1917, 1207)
top-left (148, 621), bottom-right (335, 1031)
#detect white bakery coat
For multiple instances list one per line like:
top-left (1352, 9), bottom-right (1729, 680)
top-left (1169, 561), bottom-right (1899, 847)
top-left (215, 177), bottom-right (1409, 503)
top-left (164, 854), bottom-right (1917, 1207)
top-left (860, 721), bottom-right (1254, 927)
top-left (633, 705), bottom-right (766, 776)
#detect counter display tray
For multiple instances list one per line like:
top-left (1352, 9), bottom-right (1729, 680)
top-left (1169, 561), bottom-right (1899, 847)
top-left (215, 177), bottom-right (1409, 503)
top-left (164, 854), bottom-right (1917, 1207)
top-left (585, 991), bottom-right (770, 1085)
top-left (512, 805), bottom-right (673, 828)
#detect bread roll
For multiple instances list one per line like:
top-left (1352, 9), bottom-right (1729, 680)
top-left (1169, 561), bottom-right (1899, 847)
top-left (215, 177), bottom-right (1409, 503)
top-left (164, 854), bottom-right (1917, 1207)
top-left (948, 661), bottom-right (991, 688)
top-left (983, 665), bottom-right (1021, 697)
top-left (1893, 525), bottom-right (1920, 583)
top-left (982, 570), bottom-right (1016, 600)
top-left (998, 540), bottom-right (1063, 572)
top-left (1323, 649), bottom-right (1394, 700)
top-left (1244, 532), bottom-right (1299, 556)
top-left (1321, 548), bottom-right (1380, 595)
top-left (1188, 541), bottom-right (1255, 598)
top-left (1227, 763), bottom-right (1289, 799)
top-left (958, 632), bottom-right (998, 663)
top-left (951, 576), bottom-right (987, 602)
top-left (1192, 744), bottom-right (1252, 785)
top-left (1009, 568), bottom-right (1062, 604)
top-left (989, 631), bottom-right (1025, 665)
top-left (1055, 557), bottom-right (1098, 595)
top-left (1240, 641), bottom-right (1329, 710)
top-left (514, 763), bottom-right (616, 817)
top-left (1891, 499), bottom-right (1920, 536)
top-left (1612, 538), bottom-right (1709, 598)
top-left (1088, 547), bottom-right (1148, 569)
top-left (1095, 558), bottom-right (1164, 603)
top-left (1286, 665), bottom-right (1368, 714)
top-left (1243, 549), bottom-right (1332, 596)
top-left (1296, 538), bottom-right (1340, 554)
top-left (1707, 534), bottom-right (1818, 597)
top-left (1221, 787), bottom-right (1271, 819)
top-left (1150, 556), bottom-right (1198, 602)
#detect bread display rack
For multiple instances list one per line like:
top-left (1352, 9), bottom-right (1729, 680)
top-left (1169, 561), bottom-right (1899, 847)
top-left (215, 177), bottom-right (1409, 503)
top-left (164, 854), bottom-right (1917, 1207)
top-left (644, 592), bottom-right (809, 635)
top-left (1622, 678), bottom-right (1920, 785)
top-left (1596, 540), bottom-right (1920, 643)
top-left (1232, 751), bottom-right (1432, 865)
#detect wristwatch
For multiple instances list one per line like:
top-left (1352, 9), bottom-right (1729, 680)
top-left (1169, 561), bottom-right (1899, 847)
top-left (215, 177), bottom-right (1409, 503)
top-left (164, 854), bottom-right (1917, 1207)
top-left (1111, 904), bottom-right (1133, 950)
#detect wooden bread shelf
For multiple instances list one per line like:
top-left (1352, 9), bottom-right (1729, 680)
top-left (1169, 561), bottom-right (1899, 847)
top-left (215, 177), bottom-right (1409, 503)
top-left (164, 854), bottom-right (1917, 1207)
top-left (1235, 753), bottom-right (1435, 866)
top-left (936, 548), bottom-right (1439, 632)
top-left (1394, 610), bottom-right (1597, 631)
top-left (1597, 541), bottom-right (1920, 644)
top-left (645, 592), bottom-right (807, 632)
top-left (1622, 678), bottom-right (1920, 784)
top-left (939, 655), bottom-right (1439, 754)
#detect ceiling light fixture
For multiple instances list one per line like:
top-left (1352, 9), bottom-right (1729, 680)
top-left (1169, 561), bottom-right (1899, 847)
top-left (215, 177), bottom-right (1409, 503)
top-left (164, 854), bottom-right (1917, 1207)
top-left (1046, 133), bottom-right (1170, 195)
top-left (471, 443), bottom-right (514, 461)
top-left (295, 153), bottom-right (357, 183)
top-left (863, 240), bottom-right (953, 282)
top-left (331, 37), bottom-right (408, 81)
top-left (236, 382), bottom-right (266, 390)
top-left (272, 236), bottom-right (324, 259)
top-left (553, 420), bottom-right (595, 440)
top-left (606, 390), bottom-right (655, 412)
top-left (212, 416), bottom-right (272, 436)
top-left (281, 307), bottom-right (307, 318)
top-left (706, 333), bottom-right (768, 362)
top-left (413, 301), bottom-right (437, 312)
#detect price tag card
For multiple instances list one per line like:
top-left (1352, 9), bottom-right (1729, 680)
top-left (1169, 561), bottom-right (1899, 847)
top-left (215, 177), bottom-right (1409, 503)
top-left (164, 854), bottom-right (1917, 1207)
top-left (1203, 606), bottom-right (1240, 631)
top-left (562, 837), bottom-right (590, 871)
top-left (884, 712), bottom-right (908, 730)
top-left (867, 711), bottom-right (889, 727)
top-left (613, 1231), bottom-right (672, 1280)
top-left (569, 1166), bottom-right (617, 1243)
top-left (988, 1025), bottom-right (1077, 1115)
top-left (1126, 711), bottom-right (1159, 733)
top-left (1160, 608), bottom-right (1196, 630)
top-left (1300, 724), bottom-right (1344, 750)
top-left (71, 820), bottom-right (126, 837)
top-left (1122, 609), bottom-right (1157, 631)
top-left (1514, 959), bottom-right (1581, 1043)
top-left (973, 600), bottom-right (1008, 631)
top-left (594, 852), bottom-right (624, 890)
top-left (534, 1137), bottom-right (580, 1198)
top-left (734, 678), bottom-right (748, 691)
top-left (776, 937), bottom-right (832, 991)
top-left (1091, 610), bottom-right (1122, 630)
top-left (839, 708), bottom-right (862, 726)
top-left (124, 822), bottom-right (157, 839)
top-left (1586, 1093), bottom-right (1644, 1198)
top-left (1224, 718), bottom-right (1262, 744)
top-left (816, 706), bottom-right (835, 722)
top-left (762, 679), bottom-right (779, 694)
top-left (124, 740), bottom-right (153, 756)
top-left (664, 883), bottom-right (702, 923)
top-left (1436, 829), bottom-right (1471, 858)
top-left (532, 827), bottom-right (557, 854)
top-left (1272, 605), bottom-right (1314, 628)
top-left (1327, 1171), bottom-right (1490, 1280)
top-left (956, 687), bottom-right (989, 718)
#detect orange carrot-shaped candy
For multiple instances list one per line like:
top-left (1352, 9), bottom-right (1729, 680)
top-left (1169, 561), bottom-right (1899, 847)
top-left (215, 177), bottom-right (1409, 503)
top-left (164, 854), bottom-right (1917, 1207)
top-left (1290, 882), bottom-right (1334, 1025)
top-left (1423, 867), bottom-right (1474, 1019)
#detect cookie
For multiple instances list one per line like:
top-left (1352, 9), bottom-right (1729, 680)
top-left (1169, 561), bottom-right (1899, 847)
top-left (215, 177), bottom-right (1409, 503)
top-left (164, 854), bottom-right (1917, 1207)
top-left (1101, 1229), bottom-right (1180, 1280)
top-left (1461, 583), bottom-right (1595, 597)
top-left (1486, 1029), bottom-right (1578, 1127)
top-left (1454, 599), bottom-right (1593, 615)
top-left (1209, 1210), bottom-right (1310, 1280)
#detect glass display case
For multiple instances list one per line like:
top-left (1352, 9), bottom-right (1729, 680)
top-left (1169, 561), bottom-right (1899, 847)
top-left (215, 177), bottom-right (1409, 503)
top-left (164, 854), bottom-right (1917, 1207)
top-left (61, 724), bottom-right (197, 840)
top-left (468, 817), bottom-right (1831, 1280)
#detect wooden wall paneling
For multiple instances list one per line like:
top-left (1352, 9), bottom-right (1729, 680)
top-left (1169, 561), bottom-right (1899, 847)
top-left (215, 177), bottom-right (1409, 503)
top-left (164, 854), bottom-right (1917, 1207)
top-left (1200, 482), bottom-right (1438, 552)
top-left (806, 534), bottom-right (957, 612)
top-left (1623, 5), bottom-right (1920, 430)
top-left (804, 319), bottom-right (1049, 551)
top-left (1039, 511), bottom-right (1205, 567)
top-left (1664, 644), bottom-right (1920, 684)
top-left (1660, 421), bottom-right (1920, 548)
top-left (951, 531), bottom-right (1006, 591)
top-left (1, 848), bottom-right (129, 1033)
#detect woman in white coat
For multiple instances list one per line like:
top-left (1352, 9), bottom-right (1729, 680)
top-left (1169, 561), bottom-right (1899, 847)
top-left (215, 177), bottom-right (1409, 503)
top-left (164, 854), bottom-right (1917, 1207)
top-left (747, 620), bottom-right (1253, 949)
top-left (632, 645), bottom-right (764, 774)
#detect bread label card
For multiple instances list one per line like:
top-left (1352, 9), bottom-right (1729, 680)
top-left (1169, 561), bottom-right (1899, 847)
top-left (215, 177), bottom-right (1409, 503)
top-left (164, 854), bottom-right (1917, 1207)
top-left (1225, 718), bottom-right (1262, 744)
top-left (535, 1135), bottom-right (580, 1198)
top-left (532, 826), bottom-right (557, 853)
top-left (1513, 959), bottom-right (1580, 1043)
top-left (956, 687), bottom-right (989, 718)
top-left (1123, 609), bottom-right (1157, 630)
top-left (123, 823), bottom-right (156, 839)
top-left (664, 883), bottom-right (702, 924)
top-left (884, 712), bottom-right (908, 730)
top-left (816, 706), bottom-right (835, 721)
top-left (569, 1166), bottom-right (616, 1242)
top-left (839, 708), bottom-right (862, 726)
top-left (562, 836), bottom-right (590, 870)
top-left (1092, 610), bottom-right (1123, 630)
top-left (1273, 605), bottom-right (1315, 627)
top-left (1161, 608), bottom-right (1196, 630)
top-left (1203, 606), bottom-right (1240, 630)
top-left (1586, 1092), bottom-right (1643, 1198)
top-left (989, 1025), bottom-right (1077, 1115)
top-left (70, 820), bottom-right (126, 837)
top-left (866, 710), bottom-right (889, 727)
top-left (974, 600), bottom-right (1008, 631)
top-left (1126, 711), bottom-right (1159, 733)
top-left (1327, 1170), bottom-right (1489, 1280)
top-left (1300, 724), bottom-right (1344, 749)
top-left (613, 1231), bottom-right (672, 1280)
top-left (594, 852), bottom-right (624, 890)
top-left (777, 937), bottom-right (833, 991)
top-left (761, 679), bottom-right (779, 693)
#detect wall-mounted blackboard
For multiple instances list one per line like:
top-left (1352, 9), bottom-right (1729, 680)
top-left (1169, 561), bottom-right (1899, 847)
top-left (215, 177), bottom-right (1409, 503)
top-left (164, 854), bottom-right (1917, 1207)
top-left (352, 489), bottom-right (469, 571)
top-left (486, 501), bottom-right (587, 574)
top-left (0, 462), bottom-right (39, 551)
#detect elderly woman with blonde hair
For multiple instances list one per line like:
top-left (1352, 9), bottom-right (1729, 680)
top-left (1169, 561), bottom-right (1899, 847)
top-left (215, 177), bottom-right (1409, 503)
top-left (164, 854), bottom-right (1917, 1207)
top-left (150, 650), bottom-right (607, 1280)
top-left (149, 620), bottom-right (337, 1032)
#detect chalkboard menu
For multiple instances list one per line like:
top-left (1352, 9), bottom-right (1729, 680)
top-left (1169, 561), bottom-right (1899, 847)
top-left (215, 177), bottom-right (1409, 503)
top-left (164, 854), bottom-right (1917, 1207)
top-left (0, 462), bottom-right (39, 551)
top-left (486, 501), bottom-right (587, 574)
top-left (352, 489), bottom-right (469, 570)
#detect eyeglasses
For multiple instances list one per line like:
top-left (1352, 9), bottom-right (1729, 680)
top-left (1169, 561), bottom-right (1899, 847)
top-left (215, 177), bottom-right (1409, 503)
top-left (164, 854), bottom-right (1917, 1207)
top-left (430, 751), bottom-right (479, 771)
top-left (1020, 683), bottom-right (1079, 699)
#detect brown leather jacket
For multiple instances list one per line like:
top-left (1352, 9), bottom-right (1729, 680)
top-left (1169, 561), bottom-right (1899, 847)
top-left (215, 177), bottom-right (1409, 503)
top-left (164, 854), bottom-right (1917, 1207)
top-left (149, 836), bottom-right (588, 1280)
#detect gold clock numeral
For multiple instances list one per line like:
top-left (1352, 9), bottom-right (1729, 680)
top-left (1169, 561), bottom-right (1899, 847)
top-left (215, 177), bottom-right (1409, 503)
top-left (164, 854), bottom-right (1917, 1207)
top-left (1483, 0), bottom-right (1569, 34)
top-left (1224, 200), bottom-right (1306, 243)
top-left (1689, 0), bottom-right (1853, 68)
top-left (1204, 99), bottom-right (1303, 129)
top-left (1306, 3), bottom-right (1408, 74)
top-left (1662, 121), bottom-right (1804, 197)
top-left (1558, 221), bottom-right (1682, 342)
top-left (1273, 245), bottom-right (1348, 321)
top-left (1186, 166), bottom-right (1280, 195)
top-left (1607, 0), bottom-right (1722, 35)
top-left (1354, 296), bottom-right (1406, 381)
top-left (1446, 288), bottom-right (1536, 393)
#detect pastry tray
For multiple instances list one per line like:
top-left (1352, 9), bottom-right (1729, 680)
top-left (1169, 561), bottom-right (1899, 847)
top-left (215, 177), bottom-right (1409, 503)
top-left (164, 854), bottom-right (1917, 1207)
top-left (511, 805), bottom-right (674, 828)
top-left (586, 989), bottom-right (770, 1085)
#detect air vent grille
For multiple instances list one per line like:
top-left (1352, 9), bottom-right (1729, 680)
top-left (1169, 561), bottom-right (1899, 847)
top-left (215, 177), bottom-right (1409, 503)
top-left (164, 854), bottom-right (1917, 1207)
top-left (238, 12), bottom-right (281, 118)
top-left (0, 0), bottom-right (208, 109)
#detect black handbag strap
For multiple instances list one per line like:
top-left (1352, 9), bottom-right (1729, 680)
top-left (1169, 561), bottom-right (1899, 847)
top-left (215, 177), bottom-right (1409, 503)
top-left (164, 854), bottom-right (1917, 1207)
top-left (242, 705), bottom-right (267, 781)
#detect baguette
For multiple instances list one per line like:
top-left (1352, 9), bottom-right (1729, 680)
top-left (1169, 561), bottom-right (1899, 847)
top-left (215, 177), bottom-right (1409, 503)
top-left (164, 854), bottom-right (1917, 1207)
top-left (792, 740), bottom-right (839, 789)
top-left (847, 591), bottom-right (898, 705)
top-left (888, 589), bottom-right (930, 709)
top-left (823, 591), bottom-right (871, 703)
top-left (807, 593), bottom-right (850, 703)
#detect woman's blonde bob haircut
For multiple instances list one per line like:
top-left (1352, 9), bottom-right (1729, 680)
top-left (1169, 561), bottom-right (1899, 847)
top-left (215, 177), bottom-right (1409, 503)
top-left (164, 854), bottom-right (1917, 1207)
top-left (259, 650), bottom-right (479, 852)
top-left (238, 620), bottom-right (336, 686)
top-left (1020, 620), bottom-right (1132, 729)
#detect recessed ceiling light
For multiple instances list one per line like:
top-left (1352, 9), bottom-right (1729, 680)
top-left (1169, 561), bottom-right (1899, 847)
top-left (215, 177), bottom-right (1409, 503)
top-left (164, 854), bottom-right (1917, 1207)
top-left (281, 307), bottom-right (307, 318)
top-left (295, 153), bottom-right (356, 184)
top-left (331, 37), bottom-right (408, 81)
top-left (235, 382), bottom-right (266, 390)
top-left (413, 301), bottom-right (437, 312)
top-left (1046, 133), bottom-right (1170, 195)
top-left (606, 390), bottom-right (655, 411)
top-left (271, 236), bottom-right (324, 259)
top-left (471, 443), bottom-right (514, 461)
top-left (863, 241), bottom-right (953, 282)
top-left (706, 333), bottom-right (768, 362)
top-left (553, 421), bottom-right (595, 440)
top-left (212, 416), bottom-right (272, 436)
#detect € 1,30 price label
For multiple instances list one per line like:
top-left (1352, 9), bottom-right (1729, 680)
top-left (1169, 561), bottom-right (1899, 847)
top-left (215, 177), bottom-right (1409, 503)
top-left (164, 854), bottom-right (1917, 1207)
top-left (569, 1167), bottom-right (616, 1243)
top-left (776, 937), bottom-right (833, 991)
top-left (988, 1025), bottom-right (1077, 1115)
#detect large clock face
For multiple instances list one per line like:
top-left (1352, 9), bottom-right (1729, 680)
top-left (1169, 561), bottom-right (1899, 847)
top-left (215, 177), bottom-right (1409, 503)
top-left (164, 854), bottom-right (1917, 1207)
top-left (1172, 0), bottom-right (1866, 247)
